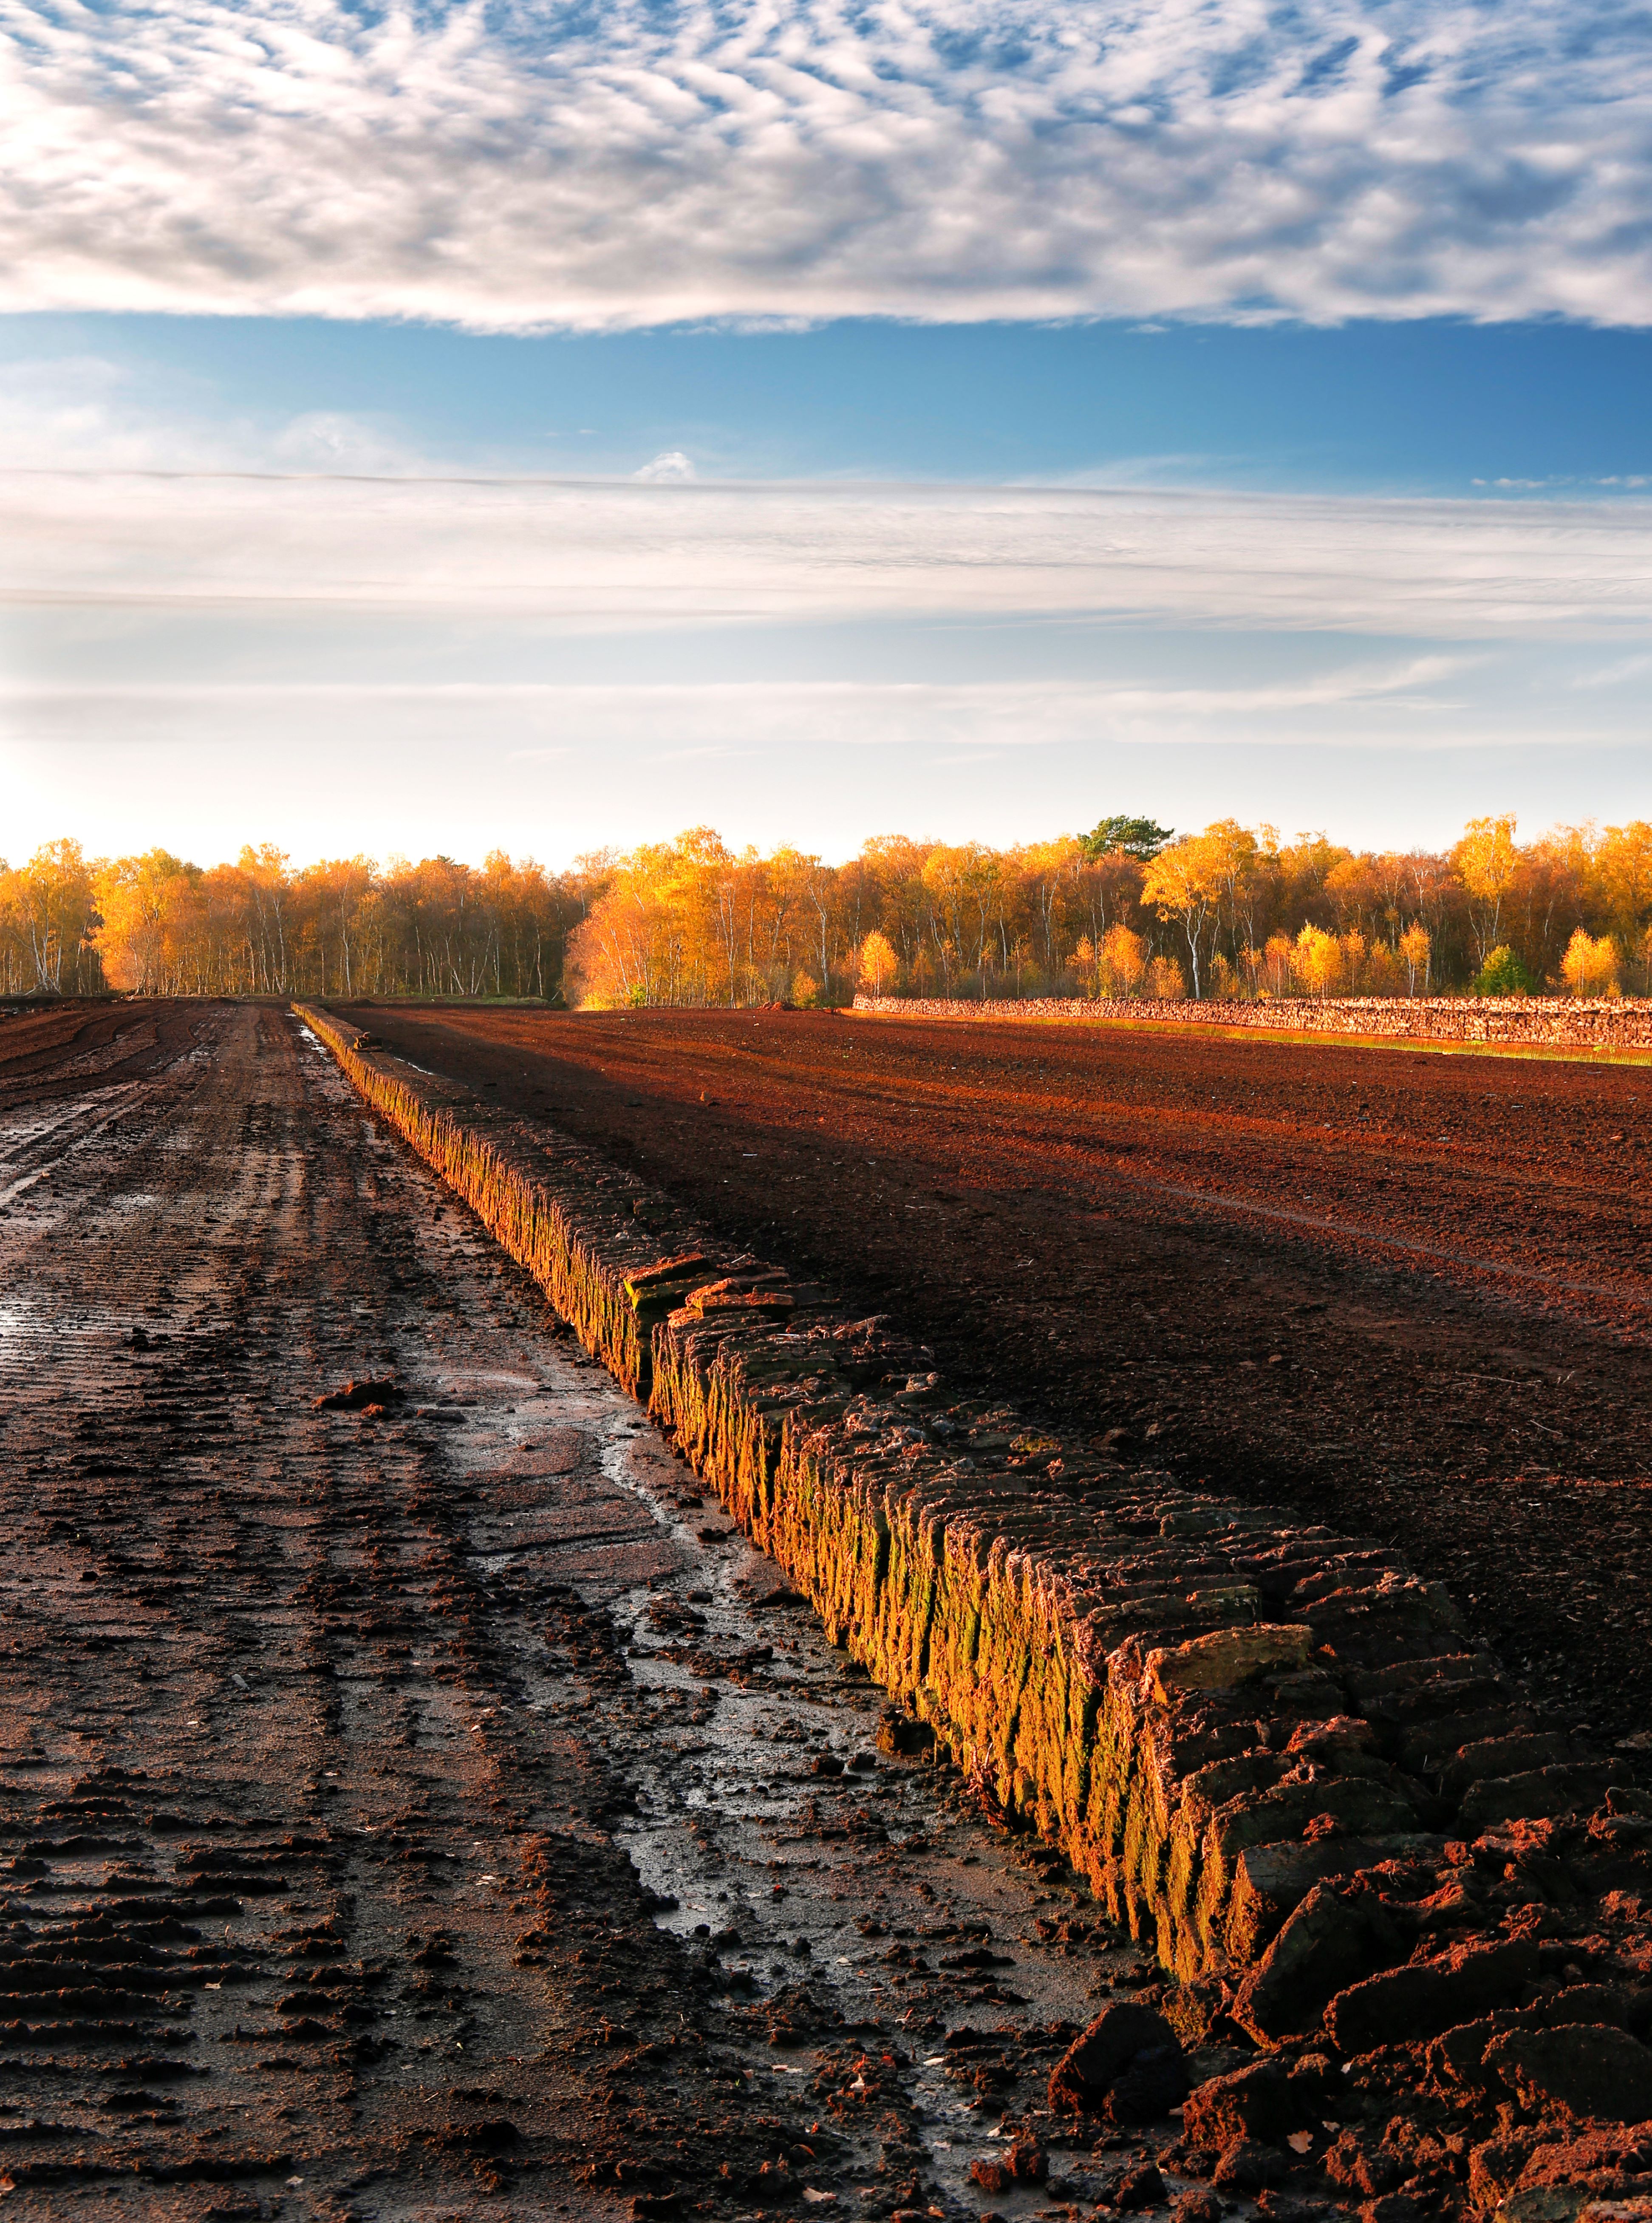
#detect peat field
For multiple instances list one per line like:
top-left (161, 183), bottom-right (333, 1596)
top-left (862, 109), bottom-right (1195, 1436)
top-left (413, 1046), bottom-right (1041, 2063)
top-left (0, 998), bottom-right (1224, 2222)
top-left (337, 1003), bottom-right (1652, 1745)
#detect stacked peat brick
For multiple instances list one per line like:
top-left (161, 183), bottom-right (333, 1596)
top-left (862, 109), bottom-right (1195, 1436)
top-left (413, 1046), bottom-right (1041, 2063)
top-left (301, 1005), bottom-right (1652, 2221)
top-left (854, 993), bottom-right (1652, 1052)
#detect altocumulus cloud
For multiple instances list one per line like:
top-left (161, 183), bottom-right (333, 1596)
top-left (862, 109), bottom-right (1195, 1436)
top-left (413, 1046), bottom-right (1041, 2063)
top-left (2, 0), bottom-right (1650, 328)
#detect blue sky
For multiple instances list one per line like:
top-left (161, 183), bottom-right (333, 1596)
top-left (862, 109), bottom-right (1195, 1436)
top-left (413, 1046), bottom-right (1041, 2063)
top-left (2, 0), bottom-right (1651, 867)
top-left (7, 313), bottom-right (1652, 491)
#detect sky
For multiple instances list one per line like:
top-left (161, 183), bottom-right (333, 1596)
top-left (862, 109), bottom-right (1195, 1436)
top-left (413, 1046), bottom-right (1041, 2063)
top-left (3, 0), bottom-right (1651, 868)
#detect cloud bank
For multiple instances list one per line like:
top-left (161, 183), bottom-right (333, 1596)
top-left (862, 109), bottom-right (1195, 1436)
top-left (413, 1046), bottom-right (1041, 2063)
top-left (3, 0), bottom-right (1652, 329)
top-left (3, 659), bottom-right (1644, 874)
top-left (6, 472), bottom-right (1652, 638)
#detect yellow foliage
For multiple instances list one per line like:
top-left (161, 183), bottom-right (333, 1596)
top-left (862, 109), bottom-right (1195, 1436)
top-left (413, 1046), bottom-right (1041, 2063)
top-left (1294, 924), bottom-right (1341, 997)
top-left (11, 804), bottom-right (1652, 1006)
top-left (1399, 924), bottom-right (1432, 993)
top-left (1141, 831), bottom-right (1228, 997)
top-left (0, 839), bottom-right (99, 992)
top-left (1596, 822), bottom-right (1652, 937)
top-left (1454, 813), bottom-right (1520, 902)
top-left (93, 851), bottom-right (203, 994)
top-left (1100, 924), bottom-right (1148, 996)
top-left (1259, 934), bottom-right (1295, 998)
top-left (1453, 813), bottom-right (1519, 965)
top-left (856, 929), bottom-right (900, 997)
top-left (1147, 955), bottom-right (1187, 1000)
top-left (1561, 927), bottom-right (1620, 997)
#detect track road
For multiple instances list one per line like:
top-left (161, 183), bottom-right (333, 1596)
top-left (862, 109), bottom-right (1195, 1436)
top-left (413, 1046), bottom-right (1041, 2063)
top-left (0, 1005), bottom-right (1193, 2223)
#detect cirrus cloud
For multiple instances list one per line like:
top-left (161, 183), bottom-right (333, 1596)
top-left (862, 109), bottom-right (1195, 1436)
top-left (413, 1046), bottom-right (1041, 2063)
top-left (0, 0), bottom-right (1650, 330)
top-left (4, 469), bottom-right (1652, 637)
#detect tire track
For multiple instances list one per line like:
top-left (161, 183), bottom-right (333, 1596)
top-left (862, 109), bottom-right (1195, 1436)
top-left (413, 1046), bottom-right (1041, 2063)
top-left (0, 1006), bottom-right (1189, 2223)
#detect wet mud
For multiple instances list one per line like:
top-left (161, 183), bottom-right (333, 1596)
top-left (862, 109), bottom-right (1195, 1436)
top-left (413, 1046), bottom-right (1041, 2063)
top-left (0, 1005), bottom-right (1215, 2222)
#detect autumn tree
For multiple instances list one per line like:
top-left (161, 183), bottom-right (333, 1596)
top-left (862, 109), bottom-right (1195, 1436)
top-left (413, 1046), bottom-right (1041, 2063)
top-left (1561, 928), bottom-right (1620, 997)
top-left (1141, 826), bottom-right (1235, 998)
top-left (1146, 955), bottom-right (1186, 999)
top-left (1099, 924), bottom-right (1148, 997)
top-left (919, 844), bottom-right (994, 995)
top-left (3, 840), bottom-right (100, 993)
top-left (856, 929), bottom-right (899, 998)
top-left (1275, 832), bottom-right (1352, 936)
top-left (854, 836), bottom-right (932, 981)
top-left (29, 801), bottom-right (1652, 1007)
top-left (1018, 837), bottom-right (1088, 976)
top-left (1454, 814), bottom-right (1520, 969)
top-left (1294, 924), bottom-right (1341, 998)
top-left (297, 857), bottom-right (375, 995)
top-left (93, 851), bottom-right (202, 993)
top-left (1399, 924), bottom-right (1432, 993)
top-left (781, 848), bottom-right (841, 1004)
top-left (235, 843), bottom-right (293, 992)
top-left (1597, 823), bottom-right (1652, 953)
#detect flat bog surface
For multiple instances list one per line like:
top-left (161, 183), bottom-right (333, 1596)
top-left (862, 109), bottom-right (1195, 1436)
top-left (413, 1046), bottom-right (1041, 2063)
top-left (335, 1001), bottom-right (1652, 1742)
top-left (0, 1000), bottom-right (1199, 2221)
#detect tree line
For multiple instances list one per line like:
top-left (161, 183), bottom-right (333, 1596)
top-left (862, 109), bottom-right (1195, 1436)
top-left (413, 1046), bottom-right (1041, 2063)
top-left (0, 844), bottom-right (592, 1001)
top-left (3, 814), bottom-right (1649, 1006)
top-left (562, 815), bottom-right (1652, 1005)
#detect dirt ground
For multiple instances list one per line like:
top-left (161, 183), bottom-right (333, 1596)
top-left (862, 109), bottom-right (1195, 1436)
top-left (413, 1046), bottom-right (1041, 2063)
top-left (0, 1001), bottom-right (1211, 2222)
top-left (337, 1003), bottom-right (1652, 1748)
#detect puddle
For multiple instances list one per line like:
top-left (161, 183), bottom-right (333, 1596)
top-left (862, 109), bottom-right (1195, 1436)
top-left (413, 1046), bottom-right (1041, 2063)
top-left (588, 1423), bottom-right (1188, 2215)
top-left (305, 1037), bottom-right (1214, 2216)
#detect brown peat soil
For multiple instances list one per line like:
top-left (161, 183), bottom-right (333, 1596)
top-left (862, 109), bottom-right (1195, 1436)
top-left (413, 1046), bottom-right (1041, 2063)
top-left (339, 1002), bottom-right (1652, 1746)
top-left (0, 1001), bottom-right (1185, 2222)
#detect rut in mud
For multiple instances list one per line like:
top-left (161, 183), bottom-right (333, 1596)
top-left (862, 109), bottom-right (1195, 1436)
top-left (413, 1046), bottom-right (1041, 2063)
top-left (0, 1004), bottom-right (1216, 2223)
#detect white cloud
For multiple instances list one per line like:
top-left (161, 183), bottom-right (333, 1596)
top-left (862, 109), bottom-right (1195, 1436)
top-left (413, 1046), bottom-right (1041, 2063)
top-left (0, 665), bottom-right (1465, 718)
top-left (0, 0), bottom-right (1650, 329)
top-left (2, 464), bottom-right (1646, 867)
top-left (1574, 652), bottom-right (1652, 689)
top-left (270, 412), bottom-right (427, 474)
top-left (0, 354), bottom-right (226, 470)
top-left (633, 450), bottom-right (696, 483)
top-left (3, 470), bottom-right (1652, 638)
top-left (0, 354), bottom-right (422, 475)
top-left (3, 662), bottom-right (1643, 877)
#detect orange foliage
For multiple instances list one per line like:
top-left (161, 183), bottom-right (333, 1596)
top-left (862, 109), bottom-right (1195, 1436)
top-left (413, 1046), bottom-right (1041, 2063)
top-left (81, 848), bottom-right (589, 1000)
top-left (5, 808), bottom-right (1652, 1004)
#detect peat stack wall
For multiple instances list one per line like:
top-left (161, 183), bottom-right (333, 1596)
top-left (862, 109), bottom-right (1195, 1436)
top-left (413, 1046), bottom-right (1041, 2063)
top-left (298, 1001), bottom-right (1652, 2215)
top-left (854, 992), bottom-right (1652, 1051)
